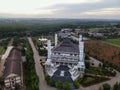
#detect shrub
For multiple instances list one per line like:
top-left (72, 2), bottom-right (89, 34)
top-left (49, 78), bottom-right (55, 86)
top-left (74, 80), bottom-right (80, 89)
top-left (64, 82), bottom-right (71, 90)
top-left (102, 83), bottom-right (111, 90)
top-left (45, 75), bottom-right (50, 84)
top-left (113, 82), bottom-right (120, 90)
top-left (56, 81), bottom-right (63, 89)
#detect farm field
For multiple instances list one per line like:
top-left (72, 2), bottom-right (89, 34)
top-left (105, 38), bottom-right (120, 46)
top-left (85, 40), bottom-right (120, 67)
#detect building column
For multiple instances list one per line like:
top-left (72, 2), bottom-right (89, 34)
top-left (45, 39), bottom-right (52, 68)
top-left (55, 33), bottom-right (58, 46)
top-left (79, 34), bottom-right (84, 62)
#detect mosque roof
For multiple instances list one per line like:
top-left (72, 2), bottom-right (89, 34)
top-left (52, 38), bottom-right (79, 53)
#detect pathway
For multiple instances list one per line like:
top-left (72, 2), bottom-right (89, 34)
top-left (28, 37), bottom-right (56, 90)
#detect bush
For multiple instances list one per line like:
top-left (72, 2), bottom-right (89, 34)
top-left (113, 82), bottom-right (120, 90)
top-left (64, 82), bottom-right (71, 90)
top-left (49, 78), bottom-right (55, 86)
top-left (102, 83), bottom-right (111, 90)
top-left (85, 62), bottom-right (90, 69)
top-left (45, 75), bottom-right (50, 84)
top-left (74, 80), bottom-right (80, 89)
top-left (56, 81), bottom-right (63, 89)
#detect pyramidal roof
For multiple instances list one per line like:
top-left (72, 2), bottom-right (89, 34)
top-left (52, 38), bottom-right (79, 53)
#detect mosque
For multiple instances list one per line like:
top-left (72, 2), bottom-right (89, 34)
top-left (45, 34), bottom-right (85, 82)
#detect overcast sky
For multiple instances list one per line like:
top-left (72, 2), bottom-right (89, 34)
top-left (0, 0), bottom-right (120, 19)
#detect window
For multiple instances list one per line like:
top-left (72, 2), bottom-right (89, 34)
top-left (12, 81), bottom-right (15, 84)
top-left (78, 68), bottom-right (84, 71)
top-left (74, 54), bottom-right (77, 56)
top-left (70, 54), bottom-right (73, 56)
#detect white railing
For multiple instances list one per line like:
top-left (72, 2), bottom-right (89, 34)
top-left (51, 55), bottom-right (79, 61)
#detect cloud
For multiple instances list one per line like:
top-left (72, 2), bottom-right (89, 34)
top-left (81, 8), bottom-right (120, 15)
top-left (0, 0), bottom-right (120, 19)
top-left (38, 0), bottom-right (120, 18)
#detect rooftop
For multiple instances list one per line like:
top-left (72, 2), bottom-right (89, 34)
top-left (3, 49), bottom-right (21, 79)
top-left (52, 38), bottom-right (79, 53)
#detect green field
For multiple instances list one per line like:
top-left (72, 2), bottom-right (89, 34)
top-left (105, 38), bottom-right (120, 46)
top-left (89, 27), bottom-right (115, 31)
top-left (0, 46), bottom-right (5, 55)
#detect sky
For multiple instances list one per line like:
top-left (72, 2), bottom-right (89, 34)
top-left (0, 0), bottom-right (120, 19)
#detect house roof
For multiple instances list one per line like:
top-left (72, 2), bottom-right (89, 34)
top-left (3, 49), bottom-right (22, 79)
top-left (52, 38), bottom-right (79, 53)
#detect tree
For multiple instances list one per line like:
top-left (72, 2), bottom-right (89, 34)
top-left (0, 77), bottom-right (3, 90)
top-left (56, 81), bottom-right (63, 89)
top-left (64, 82), bottom-right (71, 90)
top-left (113, 82), bottom-right (120, 90)
top-left (118, 83), bottom-right (120, 89)
top-left (99, 63), bottom-right (102, 68)
top-left (102, 83), bottom-right (111, 90)
top-left (85, 62), bottom-right (90, 69)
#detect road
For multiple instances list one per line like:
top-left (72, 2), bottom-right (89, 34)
top-left (28, 37), bottom-right (56, 90)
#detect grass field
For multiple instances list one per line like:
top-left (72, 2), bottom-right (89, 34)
top-left (89, 27), bottom-right (114, 31)
top-left (0, 46), bottom-right (4, 55)
top-left (105, 38), bottom-right (120, 46)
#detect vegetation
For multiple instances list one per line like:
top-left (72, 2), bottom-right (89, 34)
top-left (105, 38), bottom-right (120, 46)
top-left (0, 77), bottom-right (3, 90)
top-left (13, 37), bottom-right (26, 47)
top-left (0, 19), bottom-right (120, 39)
top-left (38, 48), bottom-right (47, 56)
top-left (14, 83), bottom-right (21, 90)
top-left (74, 80), bottom-right (80, 89)
top-left (64, 82), bottom-right (71, 90)
top-left (102, 83), bottom-right (111, 90)
top-left (0, 38), bottom-right (10, 54)
top-left (23, 40), bottom-right (39, 90)
top-left (56, 81), bottom-right (63, 89)
top-left (113, 82), bottom-right (120, 90)
top-left (79, 76), bottom-right (109, 86)
top-left (0, 46), bottom-right (5, 55)
top-left (85, 67), bottom-right (115, 76)
top-left (45, 75), bottom-right (55, 86)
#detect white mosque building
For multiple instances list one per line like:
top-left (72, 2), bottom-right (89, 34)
top-left (45, 34), bottom-right (85, 82)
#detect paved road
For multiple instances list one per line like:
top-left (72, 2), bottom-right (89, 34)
top-left (28, 37), bottom-right (56, 90)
